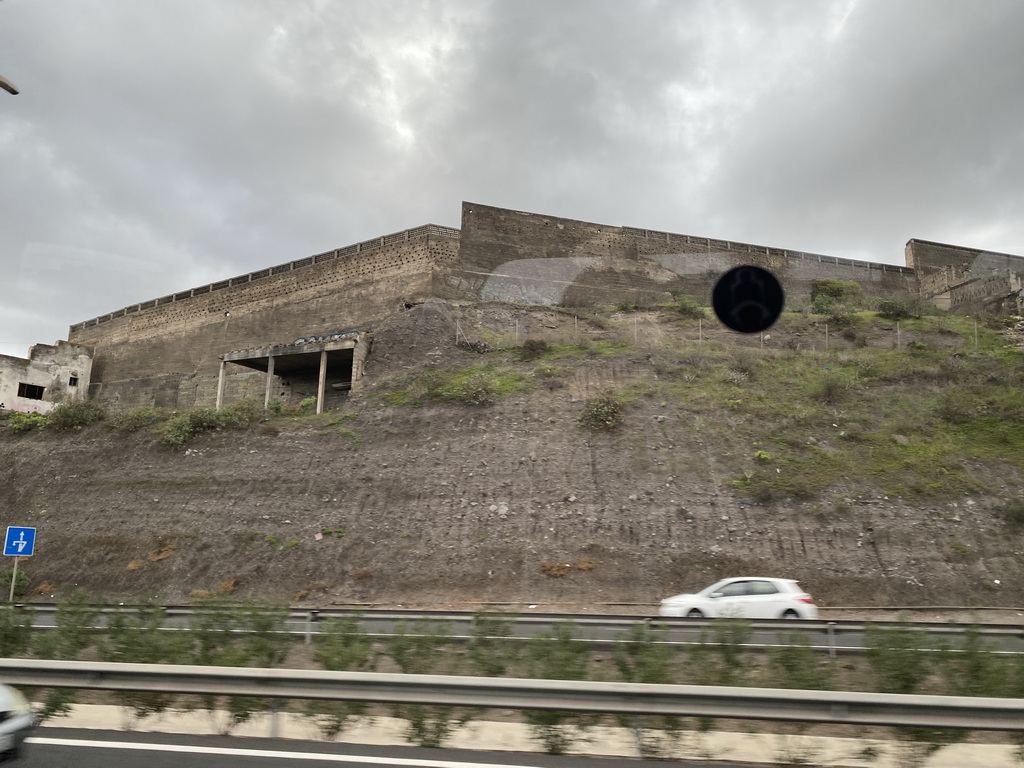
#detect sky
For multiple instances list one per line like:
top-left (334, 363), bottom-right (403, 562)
top-left (2, 0), bottom-right (1023, 357)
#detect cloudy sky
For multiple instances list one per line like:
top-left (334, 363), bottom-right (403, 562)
top-left (2, 0), bottom-right (1023, 357)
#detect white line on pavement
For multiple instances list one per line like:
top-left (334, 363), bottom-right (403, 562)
top-left (27, 737), bottom-right (542, 768)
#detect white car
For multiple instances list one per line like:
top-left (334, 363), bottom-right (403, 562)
top-left (0, 684), bottom-right (35, 763)
top-left (659, 577), bottom-right (818, 620)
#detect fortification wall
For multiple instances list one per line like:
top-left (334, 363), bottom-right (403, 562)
top-left (906, 239), bottom-right (1024, 276)
top-left (68, 228), bottom-right (460, 410)
top-left (445, 203), bottom-right (916, 308)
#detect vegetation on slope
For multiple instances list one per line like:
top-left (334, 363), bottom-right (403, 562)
top-left (3, 301), bottom-right (1023, 510)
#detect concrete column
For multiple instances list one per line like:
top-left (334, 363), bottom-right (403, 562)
top-left (264, 355), bottom-right (275, 408)
top-left (317, 351), bottom-right (327, 414)
top-left (216, 359), bottom-right (226, 411)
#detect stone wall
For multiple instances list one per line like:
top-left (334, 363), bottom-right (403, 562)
top-left (445, 203), bottom-right (916, 308)
top-left (68, 228), bottom-right (459, 410)
top-left (63, 202), bottom-right (1024, 412)
top-left (907, 239), bottom-right (1024, 310)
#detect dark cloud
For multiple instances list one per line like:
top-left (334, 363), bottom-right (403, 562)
top-left (1, 0), bottom-right (1022, 357)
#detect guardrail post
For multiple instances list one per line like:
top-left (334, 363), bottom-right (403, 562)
top-left (269, 698), bottom-right (281, 738)
top-left (305, 611), bottom-right (317, 645)
top-left (827, 622), bottom-right (837, 659)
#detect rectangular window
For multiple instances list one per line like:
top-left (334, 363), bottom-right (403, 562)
top-left (17, 382), bottom-right (45, 400)
top-left (68, 376), bottom-right (78, 387)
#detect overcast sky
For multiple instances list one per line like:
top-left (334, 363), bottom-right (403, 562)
top-left (2, 0), bottom-right (1023, 356)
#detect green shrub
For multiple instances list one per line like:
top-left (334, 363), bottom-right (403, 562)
top-left (6, 411), bottom-right (47, 433)
top-left (297, 397), bottom-right (317, 415)
top-left (936, 388), bottom-right (979, 424)
top-left (46, 400), bottom-right (105, 430)
top-left (672, 296), bottom-right (706, 319)
top-left (811, 279), bottom-right (863, 306)
top-left (518, 339), bottom-right (551, 362)
top-left (997, 500), bottom-right (1024, 532)
top-left (875, 298), bottom-right (919, 322)
top-left (0, 568), bottom-right (30, 598)
top-left (157, 399), bottom-right (267, 445)
top-left (107, 406), bottom-right (171, 431)
top-left (578, 392), bottom-right (623, 431)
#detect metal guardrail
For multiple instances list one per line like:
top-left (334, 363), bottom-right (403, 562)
top-left (11, 604), bottom-right (1024, 655)
top-left (1, 659), bottom-right (1021, 731)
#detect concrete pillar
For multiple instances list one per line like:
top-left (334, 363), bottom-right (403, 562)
top-left (216, 359), bottom-right (226, 411)
top-left (317, 351), bottom-right (327, 414)
top-left (264, 355), bottom-right (275, 408)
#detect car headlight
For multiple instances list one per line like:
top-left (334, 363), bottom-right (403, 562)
top-left (7, 688), bottom-right (31, 717)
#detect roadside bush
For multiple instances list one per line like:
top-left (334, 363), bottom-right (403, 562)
top-left (46, 399), bottom-right (105, 430)
top-left (578, 391), bottom-right (623, 432)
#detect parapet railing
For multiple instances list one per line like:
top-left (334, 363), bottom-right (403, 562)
top-left (69, 224), bottom-right (460, 332)
top-left (622, 226), bottom-right (914, 276)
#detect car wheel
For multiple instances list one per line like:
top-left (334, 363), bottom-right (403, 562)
top-left (686, 608), bottom-right (704, 618)
top-left (781, 609), bottom-right (799, 619)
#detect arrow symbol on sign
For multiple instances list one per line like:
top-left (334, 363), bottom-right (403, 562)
top-left (14, 532), bottom-right (25, 553)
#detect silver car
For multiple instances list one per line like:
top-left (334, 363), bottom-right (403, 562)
top-left (659, 577), bottom-right (818, 620)
top-left (0, 684), bottom-right (35, 762)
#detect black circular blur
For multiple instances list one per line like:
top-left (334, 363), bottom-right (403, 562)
top-left (712, 265), bottom-right (784, 334)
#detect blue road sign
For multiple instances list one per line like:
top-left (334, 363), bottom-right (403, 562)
top-left (4, 526), bottom-right (36, 557)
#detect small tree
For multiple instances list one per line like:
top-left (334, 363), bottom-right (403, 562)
top-left (0, 605), bottom-right (33, 657)
top-left (32, 591), bottom-right (100, 721)
top-left (182, 599), bottom-right (291, 735)
top-left (308, 615), bottom-right (377, 740)
top-left (385, 621), bottom-right (472, 748)
top-left (612, 622), bottom-right (685, 759)
top-left (522, 622), bottom-right (596, 755)
top-left (99, 603), bottom-right (191, 727)
top-left (467, 608), bottom-right (521, 677)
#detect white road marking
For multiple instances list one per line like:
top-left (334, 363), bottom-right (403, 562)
top-left (27, 737), bottom-right (542, 767)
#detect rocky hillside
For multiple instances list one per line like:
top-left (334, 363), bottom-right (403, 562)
top-left (2, 300), bottom-right (1023, 609)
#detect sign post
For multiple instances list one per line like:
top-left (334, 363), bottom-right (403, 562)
top-left (4, 526), bottom-right (36, 602)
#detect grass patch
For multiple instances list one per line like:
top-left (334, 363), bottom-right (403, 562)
top-left (375, 363), bottom-right (535, 406)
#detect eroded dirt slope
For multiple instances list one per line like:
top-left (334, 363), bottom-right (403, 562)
top-left (2, 302), bottom-right (1022, 609)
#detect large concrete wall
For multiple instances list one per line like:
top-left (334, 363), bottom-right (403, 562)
top-left (446, 203), bottom-right (916, 307)
top-left (68, 227), bottom-right (460, 410)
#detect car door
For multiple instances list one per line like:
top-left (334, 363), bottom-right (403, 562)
top-left (709, 579), bottom-right (752, 617)
top-left (744, 579), bottom-right (783, 618)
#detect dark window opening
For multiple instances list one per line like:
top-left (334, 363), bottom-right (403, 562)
top-left (18, 383), bottom-right (45, 400)
top-left (69, 376), bottom-right (79, 387)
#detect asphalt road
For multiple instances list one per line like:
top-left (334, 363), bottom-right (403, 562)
top-left (21, 728), bottom-right (742, 768)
